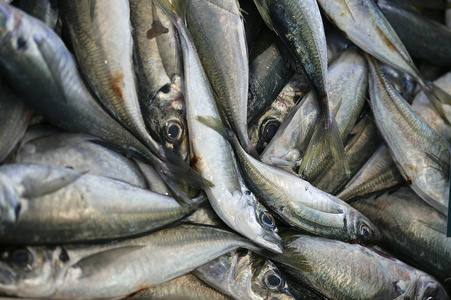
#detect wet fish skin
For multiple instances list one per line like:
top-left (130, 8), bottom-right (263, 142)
top-left (12, 132), bottom-right (147, 189)
top-left (381, 64), bottom-right (417, 102)
top-left (13, 0), bottom-right (58, 30)
top-left (248, 82), bottom-right (299, 154)
top-left (0, 3), bottom-right (203, 204)
top-left (377, 0), bottom-right (451, 66)
top-left (194, 250), bottom-right (295, 300)
top-left (270, 232), bottom-right (449, 300)
top-left (61, 0), bottom-right (164, 156)
top-left (336, 145), bottom-right (404, 201)
top-left (181, 0), bottom-right (255, 156)
top-left (247, 28), bottom-right (297, 125)
top-left (326, 30), bottom-right (352, 66)
top-left (0, 77), bottom-right (31, 163)
top-left (129, 273), bottom-right (232, 300)
top-left (163, 2), bottom-right (284, 254)
top-left (0, 164), bottom-right (201, 244)
top-left (199, 117), bottom-right (379, 244)
top-left (412, 71), bottom-right (451, 143)
top-left (261, 48), bottom-right (367, 174)
top-left (367, 56), bottom-right (451, 215)
top-left (0, 224), bottom-right (258, 299)
top-left (352, 186), bottom-right (451, 285)
top-left (313, 116), bottom-right (381, 195)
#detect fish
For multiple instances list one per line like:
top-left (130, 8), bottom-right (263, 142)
top-left (412, 71), bottom-right (451, 143)
top-left (158, 0), bottom-right (284, 254)
top-left (377, 0), bottom-right (451, 66)
top-left (179, 0), bottom-right (256, 157)
top-left (261, 48), bottom-right (367, 176)
top-left (198, 116), bottom-right (379, 244)
top-left (12, 132), bottom-right (148, 189)
top-left (128, 273), bottom-right (232, 300)
top-left (336, 144), bottom-right (404, 201)
top-left (312, 115), bottom-right (381, 195)
top-left (193, 249), bottom-right (295, 300)
top-left (253, 0), bottom-right (348, 176)
top-left (0, 76), bottom-right (31, 163)
top-left (0, 224), bottom-right (258, 299)
top-left (0, 164), bottom-right (205, 244)
top-left (367, 55), bottom-right (451, 215)
top-left (381, 64), bottom-right (417, 102)
top-left (0, 3), bottom-right (207, 204)
top-left (317, 0), bottom-right (451, 125)
top-left (268, 231), bottom-right (449, 300)
top-left (61, 0), bottom-right (165, 158)
top-left (248, 81), bottom-right (299, 154)
top-left (326, 30), bottom-right (352, 65)
top-left (13, 0), bottom-right (58, 30)
top-left (352, 186), bottom-right (451, 285)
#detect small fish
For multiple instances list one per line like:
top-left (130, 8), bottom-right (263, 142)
top-left (317, 0), bottom-right (451, 125)
top-left (313, 115), bottom-right (381, 195)
top-left (367, 56), bottom-right (451, 215)
top-left (253, 0), bottom-right (348, 176)
top-left (180, 0), bottom-right (256, 157)
top-left (13, 132), bottom-right (148, 189)
top-left (198, 116), bottom-right (379, 244)
top-left (129, 273), bottom-right (232, 300)
top-left (0, 224), bottom-right (258, 299)
top-left (268, 231), bottom-right (449, 300)
top-left (352, 186), bottom-right (451, 284)
top-left (0, 76), bottom-right (31, 163)
top-left (159, 0), bottom-right (284, 254)
top-left (336, 145), bottom-right (404, 201)
top-left (0, 164), bottom-right (203, 244)
top-left (194, 249), bottom-right (295, 300)
top-left (381, 64), bottom-right (417, 102)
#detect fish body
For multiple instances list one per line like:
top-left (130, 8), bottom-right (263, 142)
top-left (0, 224), bottom-right (258, 299)
top-left (12, 133), bottom-right (147, 188)
top-left (367, 56), bottom-right (451, 215)
top-left (165, 2), bottom-right (283, 254)
top-left (337, 145), bottom-right (404, 201)
top-left (352, 186), bottom-right (451, 284)
top-left (270, 232), bottom-right (449, 300)
top-left (182, 0), bottom-right (254, 155)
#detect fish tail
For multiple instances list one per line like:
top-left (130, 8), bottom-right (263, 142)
top-left (419, 80), bottom-right (451, 126)
top-left (299, 112), bottom-right (349, 179)
top-left (196, 115), bottom-right (237, 143)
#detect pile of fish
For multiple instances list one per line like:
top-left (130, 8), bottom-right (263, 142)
top-left (0, 0), bottom-right (450, 299)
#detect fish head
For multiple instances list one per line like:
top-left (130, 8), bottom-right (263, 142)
top-left (235, 188), bottom-right (284, 254)
top-left (413, 275), bottom-right (449, 300)
top-left (0, 4), bottom-right (33, 59)
top-left (348, 210), bottom-right (380, 244)
top-left (247, 254), bottom-right (295, 300)
top-left (0, 246), bottom-right (64, 297)
top-left (145, 77), bottom-right (189, 162)
top-left (249, 116), bottom-right (281, 154)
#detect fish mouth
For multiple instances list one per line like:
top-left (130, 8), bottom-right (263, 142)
top-left (0, 264), bottom-right (15, 287)
top-left (258, 232), bottom-right (285, 254)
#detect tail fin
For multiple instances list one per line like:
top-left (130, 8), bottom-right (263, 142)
top-left (196, 116), bottom-right (236, 142)
top-left (298, 113), bottom-right (349, 179)
top-left (419, 80), bottom-right (451, 126)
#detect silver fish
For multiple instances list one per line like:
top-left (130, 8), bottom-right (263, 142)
top-left (12, 133), bottom-right (147, 188)
top-left (129, 273), bottom-right (232, 300)
top-left (352, 186), bottom-right (451, 284)
top-left (336, 144), bottom-right (404, 201)
top-left (180, 0), bottom-right (255, 156)
top-left (0, 76), bottom-right (31, 163)
top-left (0, 224), bottom-right (258, 299)
top-left (367, 56), bottom-right (451, 215)
top-left (62, 0), bottom-right (160, 155)
top-left (159, 0), bottom-right (283, 254)
top-left (270, 232), bottom-right (449, 300)
top-left (253, 0), bottom-right (347, 176)
top-left (194, 250), bottom-right (295, 300)
top-left (0, 164), bottom-right (201, 244)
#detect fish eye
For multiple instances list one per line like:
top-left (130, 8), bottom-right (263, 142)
top-left (260, 211), bottom-right (275, 229)
top-left (164, 121), bottom-right (183, 143)
top-left (11, 248), bottom-right (34, 270)
top-left (16, 36), bottom-right (27, 51)
top-left (260, 119), bottom-right (280, 143)
top-left (159, 84), bottom-right (171, 94)
top-left (360, 223), bottom-right (372, 241)
top-left (264, 271), bottom-right (284, 290)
